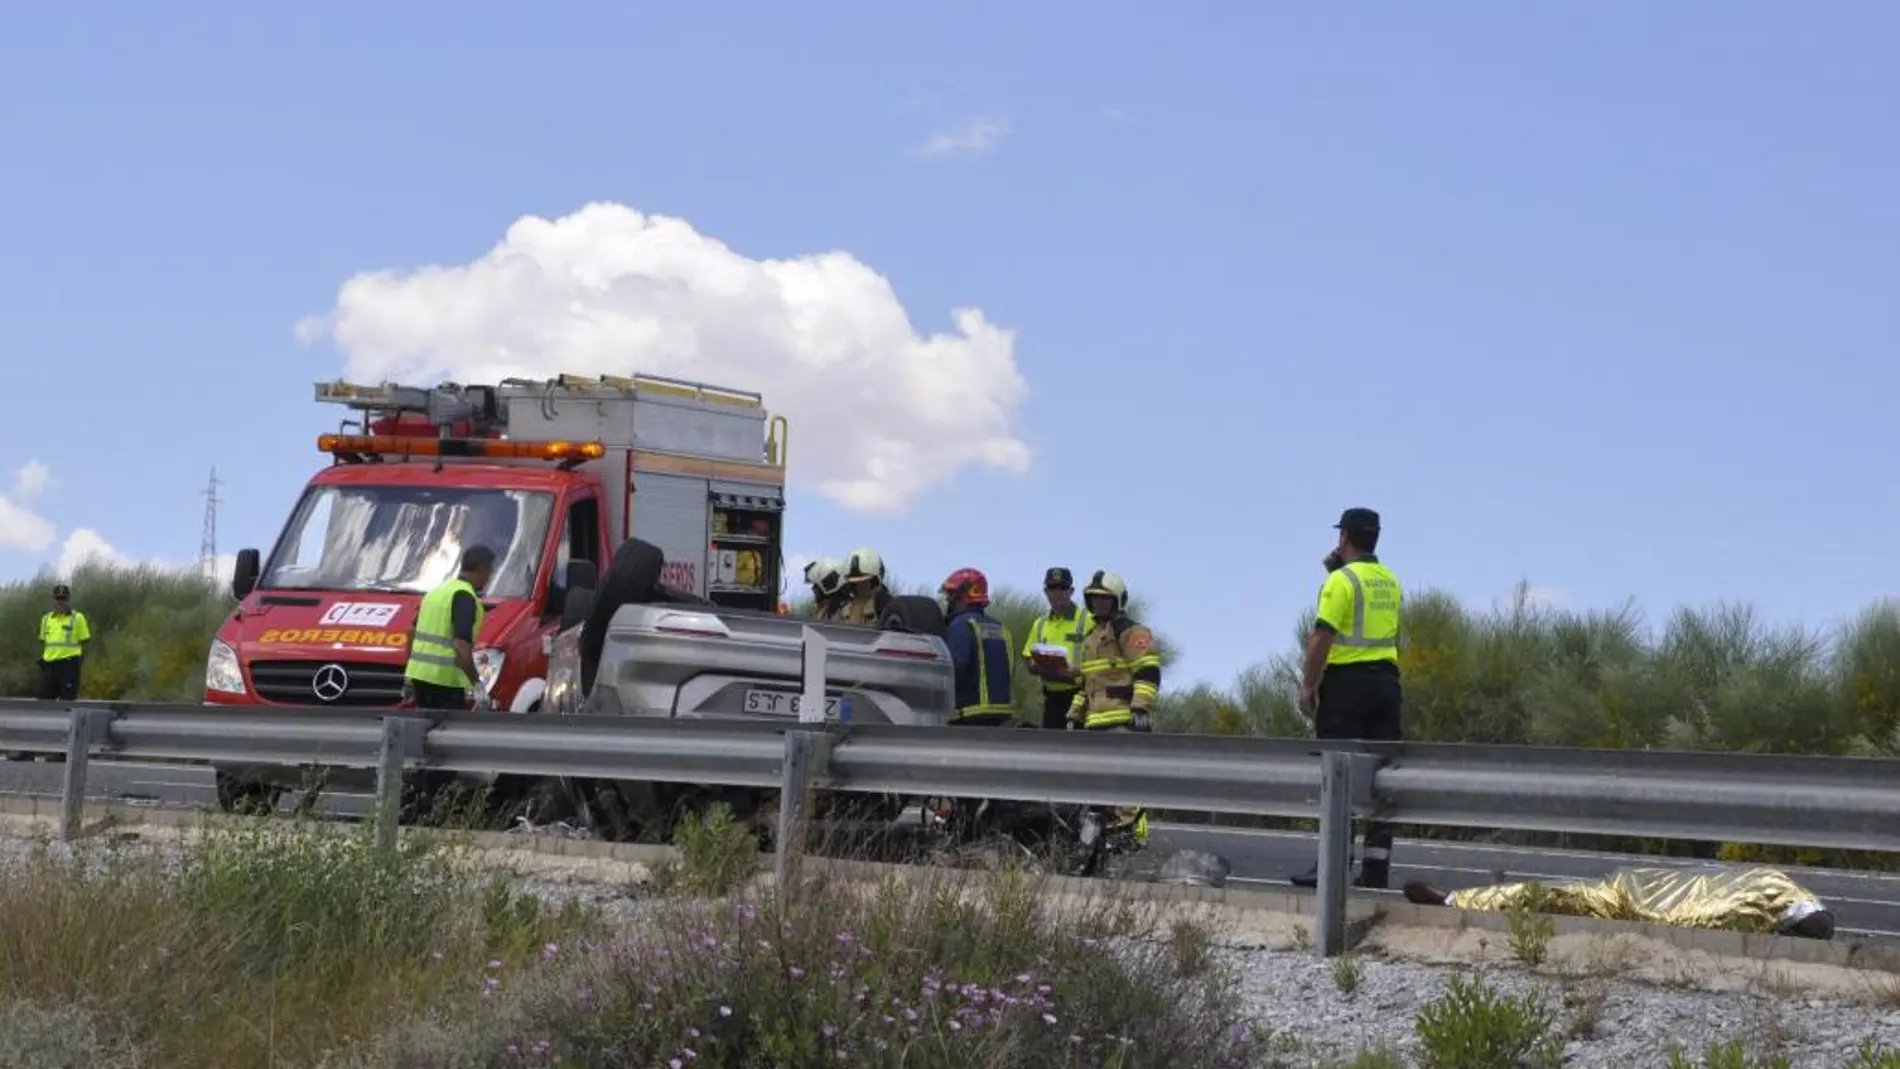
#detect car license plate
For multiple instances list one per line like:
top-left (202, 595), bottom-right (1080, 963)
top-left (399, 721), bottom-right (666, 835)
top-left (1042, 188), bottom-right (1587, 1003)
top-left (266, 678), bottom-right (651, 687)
top-left (743, 689), bottom-right (841, 719)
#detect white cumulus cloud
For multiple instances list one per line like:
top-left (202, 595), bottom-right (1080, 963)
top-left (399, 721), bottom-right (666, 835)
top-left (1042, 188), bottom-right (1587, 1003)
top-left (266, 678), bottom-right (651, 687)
top-left (293, 202), bottom-right (1032, 516)
top-left (13, 460), bottom-right (52, 499)
top-left (0, 461), bottom-right (56, 552)
top-left (916, 115), bottom-right (1012, 159)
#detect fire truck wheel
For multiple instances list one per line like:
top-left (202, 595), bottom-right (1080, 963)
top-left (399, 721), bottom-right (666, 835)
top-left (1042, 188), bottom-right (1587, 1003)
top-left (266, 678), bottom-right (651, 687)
top-left (878, 595), bottom-right (946, 637)
top-left (580, 538), bottom-right (667, 693)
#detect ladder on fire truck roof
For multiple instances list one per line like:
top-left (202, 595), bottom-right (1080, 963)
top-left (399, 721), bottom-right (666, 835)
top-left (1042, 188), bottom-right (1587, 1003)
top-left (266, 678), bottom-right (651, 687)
top-left (314, 372), bottom-right (764, 420)
top-left (314, 371), bottom-right (790, 468)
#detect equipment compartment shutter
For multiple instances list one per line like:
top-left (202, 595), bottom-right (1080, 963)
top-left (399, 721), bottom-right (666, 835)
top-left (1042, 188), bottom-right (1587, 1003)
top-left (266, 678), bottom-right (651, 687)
top-left (709, 483), bottom-right (785, 512)
top-left (631, 472), bottom-right (711, 596)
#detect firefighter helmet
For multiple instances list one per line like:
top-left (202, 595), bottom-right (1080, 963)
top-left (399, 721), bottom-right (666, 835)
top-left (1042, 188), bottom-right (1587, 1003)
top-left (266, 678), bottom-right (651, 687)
top-left (843, 547), bottom-right (886, 585)
top-left (938, 567), bottom-right (991, 611)
top-left (1083, 569), bottom-right (1128, 613)
top-left (803, 557), bottom-right (846, 598)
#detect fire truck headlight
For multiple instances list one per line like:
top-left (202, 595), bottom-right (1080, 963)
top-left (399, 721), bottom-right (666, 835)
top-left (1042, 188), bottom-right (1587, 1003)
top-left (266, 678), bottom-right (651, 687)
top-left (474, 648), bottom-right (505, 696)
top-left (205, 639), bottom-right (245, 696)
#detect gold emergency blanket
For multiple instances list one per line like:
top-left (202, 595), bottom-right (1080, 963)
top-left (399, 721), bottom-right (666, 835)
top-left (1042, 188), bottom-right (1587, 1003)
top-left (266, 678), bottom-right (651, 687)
top-left (1444, 865), bottom-right (1826, 935)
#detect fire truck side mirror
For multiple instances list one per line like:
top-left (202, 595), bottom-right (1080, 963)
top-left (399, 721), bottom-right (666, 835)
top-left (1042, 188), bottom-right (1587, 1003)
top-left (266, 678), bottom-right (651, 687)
top-left (561, 587), bottom-right (596, 631)
top-left (231, 548), bottom-right (261, 601)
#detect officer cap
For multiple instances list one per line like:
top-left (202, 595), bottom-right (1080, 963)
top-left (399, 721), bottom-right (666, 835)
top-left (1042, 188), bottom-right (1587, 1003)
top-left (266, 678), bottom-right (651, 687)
top-left (1042, 567), bottom-right (1073, 590)
top-left (1334, 508), bottom-right (1380, 533)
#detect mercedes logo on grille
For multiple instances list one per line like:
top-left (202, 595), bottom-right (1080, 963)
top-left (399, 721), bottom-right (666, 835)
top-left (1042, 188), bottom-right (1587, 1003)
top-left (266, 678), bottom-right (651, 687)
top-left (311, 663), bottom-right (350, 703)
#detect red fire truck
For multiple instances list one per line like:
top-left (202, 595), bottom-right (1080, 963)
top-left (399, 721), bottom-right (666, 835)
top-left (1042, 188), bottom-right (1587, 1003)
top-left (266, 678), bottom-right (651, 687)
top-left (203, 373), bottom-right (790, 810)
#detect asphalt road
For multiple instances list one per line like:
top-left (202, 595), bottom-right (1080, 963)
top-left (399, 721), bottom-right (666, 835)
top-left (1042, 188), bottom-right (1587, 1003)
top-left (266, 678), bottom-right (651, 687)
top-left (7, 757), bottom-right (1899, 941)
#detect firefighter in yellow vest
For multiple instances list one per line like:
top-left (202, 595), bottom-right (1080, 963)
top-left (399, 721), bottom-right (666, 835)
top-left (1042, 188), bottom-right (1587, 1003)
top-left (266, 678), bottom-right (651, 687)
top-left (1066, 569), bottom-right (1159, 844)
top-left (833, 547), bottom-right (892, 625)
top-left (403, 545), bottom-right (495, 711)
top-left (36, 583), bottom-right (91, 701)
top-left (1291, 507), bottom-right (1404, 890)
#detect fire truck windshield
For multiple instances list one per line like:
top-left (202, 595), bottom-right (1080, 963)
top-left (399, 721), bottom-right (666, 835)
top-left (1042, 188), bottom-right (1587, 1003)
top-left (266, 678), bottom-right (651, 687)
top-left (260, 485), bottom-right (557, 598)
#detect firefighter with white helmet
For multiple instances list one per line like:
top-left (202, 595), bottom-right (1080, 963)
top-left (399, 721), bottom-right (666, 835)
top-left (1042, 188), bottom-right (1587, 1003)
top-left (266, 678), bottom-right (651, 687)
top-left (1067, 568), bottom-right (1159, 844)
top-left (833, 547), bottom-right (892, 625)
top-left (803, 557), bottom-right (850, 621)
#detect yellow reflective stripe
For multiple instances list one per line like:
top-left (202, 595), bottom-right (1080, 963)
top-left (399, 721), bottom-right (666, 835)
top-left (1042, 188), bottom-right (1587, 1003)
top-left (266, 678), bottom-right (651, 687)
top-left (971, 616), bottom-right (993, 709)
top-left (1086, 708), bottom-right (1133, 729)
top-left (1335, 566), bottom-right (1399, 649)
top-left (1131, 681), bottom-right (1158, 704)
top-left (1128, 654), bottom-right (1162, 670)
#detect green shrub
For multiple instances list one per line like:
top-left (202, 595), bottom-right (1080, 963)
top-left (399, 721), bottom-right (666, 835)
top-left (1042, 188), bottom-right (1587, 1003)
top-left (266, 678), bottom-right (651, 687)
top-left (361, 865), bottom-right (1268, 1068)
top-left (1663, 1037), bottom-right (1793, 1069)
top-left (0, 816), bottom-right (589, 1068)
top-left (649, 801), bottom-right (762, 897)
top-left (0, 562), bottom-right (229, 701)
top-left (1412, 969), bottom-right (1563, 1069)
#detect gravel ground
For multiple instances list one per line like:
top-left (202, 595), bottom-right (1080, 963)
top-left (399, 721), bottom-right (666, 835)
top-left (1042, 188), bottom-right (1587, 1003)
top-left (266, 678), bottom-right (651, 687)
top-left (1228, 946), bottom-right (1900, 1067)
top-left (7, 821), bottom-right (1900, 1068)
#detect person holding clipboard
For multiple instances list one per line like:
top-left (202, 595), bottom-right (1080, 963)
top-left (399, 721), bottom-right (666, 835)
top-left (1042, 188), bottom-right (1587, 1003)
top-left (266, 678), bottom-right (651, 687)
top-left (1020, 567), bottom-right (1093, 729)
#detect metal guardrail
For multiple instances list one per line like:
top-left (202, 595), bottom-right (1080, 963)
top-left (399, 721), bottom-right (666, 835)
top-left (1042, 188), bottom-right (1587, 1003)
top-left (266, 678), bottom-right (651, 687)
top-left (6, 694), bottom-right (1900, 957)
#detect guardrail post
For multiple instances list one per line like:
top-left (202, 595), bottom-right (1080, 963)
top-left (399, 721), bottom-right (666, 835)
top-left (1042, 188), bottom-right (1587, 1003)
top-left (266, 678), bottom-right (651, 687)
top-left (798, 625), bottom-right (829, 725)
top-left (58, 706), bottom-right (113, 841)
top-left (776, 729), bottom-right (818, 889)
top-left (374, 717), bottom-right (430, 852)
top-left (774, 628), bottom-right (831, 889)
top-left (1315, 749), bottom-right (1354, 957)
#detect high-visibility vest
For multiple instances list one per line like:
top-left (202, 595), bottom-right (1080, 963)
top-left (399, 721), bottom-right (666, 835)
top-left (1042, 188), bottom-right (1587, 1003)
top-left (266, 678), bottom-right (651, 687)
top-left (1022, 607), bottom-right (1092, 693)
top-left (39, 610), bottom-right (90, 662)
top-left (404, 578), bottom-right (484, 688)
top-left (955, 613), bottom-right (1017, 721)
top-left (1318, 558), bottom-right (1401, 666)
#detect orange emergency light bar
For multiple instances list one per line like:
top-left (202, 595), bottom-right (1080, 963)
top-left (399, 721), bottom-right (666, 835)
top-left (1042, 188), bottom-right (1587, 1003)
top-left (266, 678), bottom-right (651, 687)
top-left (317, 434), bottom-right (607, 463)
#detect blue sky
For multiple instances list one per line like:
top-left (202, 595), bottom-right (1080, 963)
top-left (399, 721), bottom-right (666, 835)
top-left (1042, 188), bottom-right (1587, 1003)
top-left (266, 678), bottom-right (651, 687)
top-left (2, 3), bottom-right (1896, 689)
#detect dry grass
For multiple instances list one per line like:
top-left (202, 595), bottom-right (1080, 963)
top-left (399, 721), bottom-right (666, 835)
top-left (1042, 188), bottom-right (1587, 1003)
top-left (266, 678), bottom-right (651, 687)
top-left (0, 817), bottom-right (589, 1067)
top-left (0, 808), bottom-right (1268, 1068)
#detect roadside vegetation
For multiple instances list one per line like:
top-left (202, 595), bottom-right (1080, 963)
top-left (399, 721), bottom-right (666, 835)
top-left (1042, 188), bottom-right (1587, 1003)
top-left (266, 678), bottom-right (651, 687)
top-left (0, 807), bottom-right (1266, 1068)
top-left (0, 563), bottom-right (229, 703)
top-left (8, 562), bottom-right (1900, 868)
top-left (9, 562), bottom-right (1899, 766)
top-left (5, 807), bottom-right (1898, 1068)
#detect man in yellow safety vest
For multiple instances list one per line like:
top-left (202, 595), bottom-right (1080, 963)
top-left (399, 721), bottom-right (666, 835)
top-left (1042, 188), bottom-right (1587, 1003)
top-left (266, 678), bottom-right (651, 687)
top-left (403, 545), bottom-right (495, 711)
top-left (1020, 567), bottom-right (1092, 729)
top-left (1291, 507), bottom-right (1404, 890)
top-left (36, 583), bottom-right (91, 701)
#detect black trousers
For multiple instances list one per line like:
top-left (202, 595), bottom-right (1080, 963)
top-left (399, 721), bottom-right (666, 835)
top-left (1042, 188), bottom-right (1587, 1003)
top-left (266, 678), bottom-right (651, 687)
top-left (36, 658), bottom-right (81, 701)
top-left (1040, 689), bottom-right (1075, 730)
top-left (1315, 661), bottom-right (1402, 884)
top-left (411, 680), bottom-right (470, 711)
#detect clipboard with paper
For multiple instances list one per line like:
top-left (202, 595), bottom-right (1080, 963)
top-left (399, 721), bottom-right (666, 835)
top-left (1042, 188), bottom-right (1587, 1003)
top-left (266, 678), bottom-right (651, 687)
top-left (1030, 642), bottom-right (1074, 675)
